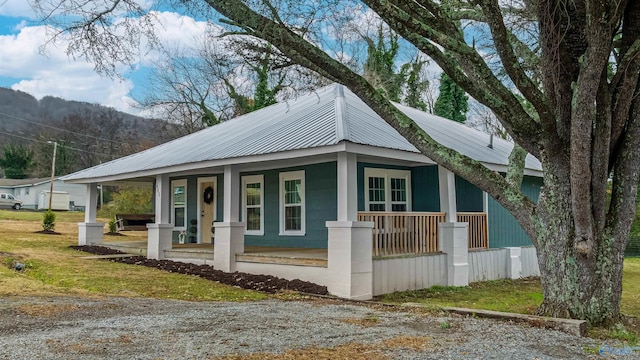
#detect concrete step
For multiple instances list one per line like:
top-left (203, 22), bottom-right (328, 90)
top-left (165, 248), bottom-right (214, 260)
top-left (236, 254), bottom-right (327, 267)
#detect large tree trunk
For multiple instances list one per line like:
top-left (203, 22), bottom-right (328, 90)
top-left (531, 145), bottom-right (635, 325)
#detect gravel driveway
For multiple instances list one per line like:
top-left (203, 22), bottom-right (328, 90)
top-left (0, 296), bottom-right (624, 359)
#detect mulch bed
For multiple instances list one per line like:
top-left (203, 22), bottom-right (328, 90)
top-left (105, 232), bottom-right (126, 236)
top-left (70, 245), bottom-right (329, 295)
top-left (34, 230), bottom-right (61, 235)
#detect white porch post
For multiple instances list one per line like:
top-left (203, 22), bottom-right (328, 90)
top-left (337, 152), bottom-right (358, 221)
top-left (439, 222), bottom-right (469, 286)
top-left (78, 183), bottom-right (104, 245)
top-left (327, 152), bottom-right (374, 300)
top-left (437, 166), bottom-right (469, 286)
top-left (214, 165), bottom-right (245, 272)
top-left (438, 165), bottom-right (457, 222)
top-left (506, 247), bottom-right (523, 279)
top-left (147, 174), bottom-right (173, 260)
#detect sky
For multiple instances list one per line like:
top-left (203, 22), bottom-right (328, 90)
top-left (0, 0), bottom-right (213, 115)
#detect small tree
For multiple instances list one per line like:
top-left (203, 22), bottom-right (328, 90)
top-left (42, 211), bottom-right (56, 232)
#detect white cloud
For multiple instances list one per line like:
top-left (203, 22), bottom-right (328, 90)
top-left (0, 24), bottom-right (138, 113)
top-left (0, 0), bottom-right (36, 18)
top-left (0, 10), bottom-right (223, 115)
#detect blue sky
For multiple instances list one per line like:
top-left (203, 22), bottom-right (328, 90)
top-left (0, 1), bottom-right (214, 115)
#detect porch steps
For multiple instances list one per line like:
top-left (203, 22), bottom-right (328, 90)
top-left (236, 253), bottom-right (327, 267)
top-left (102, 242), bottom-right (147, 256)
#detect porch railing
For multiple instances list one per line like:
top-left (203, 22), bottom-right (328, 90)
top-left (358, 211), bottom-right (489, 255)
top-left (456, 212), bottom-right (489, 250)
top-left (357, 212), bottom-right (446, 256)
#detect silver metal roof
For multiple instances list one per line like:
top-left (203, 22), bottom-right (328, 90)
top-left (63, 84), bottom-right (541, 181)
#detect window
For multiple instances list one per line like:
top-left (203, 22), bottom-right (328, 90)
top-left (364, 168), bottom-right (411, 212)
top-left (171, 179), bottom-right (187, 230)
top-left (279, 170), bottom-right (305, 235)
top-left (242, 175), bottom-right (264, 235)
top-left (25, 188), bottom-right (29, 195)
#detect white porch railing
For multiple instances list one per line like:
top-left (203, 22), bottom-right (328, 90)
top-left (358, 212), bottom-right (446, 256)
top-left (358, 211), bottom-right (489, 255)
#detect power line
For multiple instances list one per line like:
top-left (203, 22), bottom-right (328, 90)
top-left (0, 111), bottom-right (142, 149)
top-left (0, 129), bottom-right (117, 159)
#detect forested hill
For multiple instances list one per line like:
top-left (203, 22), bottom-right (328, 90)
top-left (0, 87), bottom-right (178, 178)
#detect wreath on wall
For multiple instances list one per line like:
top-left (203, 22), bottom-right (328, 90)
top-left (203, 186), bottom-right (214, 204)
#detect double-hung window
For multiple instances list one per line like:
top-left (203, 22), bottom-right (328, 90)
top-left (171, 179), bottom-right (187, 231)
top-left (242, 175), bottom-right (264, 235)
top-left (364, 168), bottom-right (411, 212)
top-left (279, 170), bottom-right (305, 235)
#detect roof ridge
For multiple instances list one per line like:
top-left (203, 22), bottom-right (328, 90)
top-left (334, 84), bottom-right (350, 141)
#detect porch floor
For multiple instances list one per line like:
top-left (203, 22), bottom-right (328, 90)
top-left (101, 240), bottom-right (328, 267)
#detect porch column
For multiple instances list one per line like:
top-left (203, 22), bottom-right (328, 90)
top-left (438, 165), bottom-right (457, 222)
top-left (147, 174), bottom-right (173, 260)
top-left (439, 222), bottom-right (469, 287)
top-left (506, 247), bottom-right (523, 279)
top-left (327, 221), bottom-right (374, 300)
top-left (337, 152), bottom-right (358, 221)
top-left (214, 165), bottom-right (245, 272)
top-left (78, 183), bottom-right (104, 245)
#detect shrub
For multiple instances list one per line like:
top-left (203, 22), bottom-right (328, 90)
top-left (42, 210), bottom-right (56, 232)
top-left (108, 219), bottom-right (118, 233)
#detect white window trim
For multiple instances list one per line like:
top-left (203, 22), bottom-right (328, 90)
top-left (242, 174), bottom-right (264, 236)
top-left (279, 170), bottom-right (306, 236)
top-left (364, 168), bottom-right (412, 212)
top-left (171, 179), bottom-right (187, 231)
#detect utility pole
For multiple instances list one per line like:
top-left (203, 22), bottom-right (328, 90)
top-left (47, 141), bottom-right (57, 211)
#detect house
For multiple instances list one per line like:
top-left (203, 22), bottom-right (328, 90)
top-left (63, 84), bottom-right (542, 299)
top-left (0, 177), bottom-right (86, 210)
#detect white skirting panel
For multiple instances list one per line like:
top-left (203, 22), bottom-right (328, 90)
top-left (468, 249), bottom-right (508, 283)
top-left (372, 254), bottom-right (447, 296)
top-left (520, 246), bottom-right (541, 277)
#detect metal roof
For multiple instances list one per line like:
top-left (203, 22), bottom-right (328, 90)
top-left (63, 84), bottom-right (541, 181)
top-left (0, 177), bottom-right (53, 187)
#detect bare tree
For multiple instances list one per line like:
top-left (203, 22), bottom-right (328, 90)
top-left (30, 0), bottom-right (640, 325)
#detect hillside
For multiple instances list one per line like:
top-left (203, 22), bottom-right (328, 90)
top-left (0, 87), bottom-right (178, 177)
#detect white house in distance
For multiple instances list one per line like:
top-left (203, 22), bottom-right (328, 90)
top-left (0, 177), bottom-right (85, 210)
top-left (63, 84), bottom-right (542, 300)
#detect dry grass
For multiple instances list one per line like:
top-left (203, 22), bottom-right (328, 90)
top-left (0, 212), bottom-right (265, 302)
top-left (214, 335), bottom-right (433, 360)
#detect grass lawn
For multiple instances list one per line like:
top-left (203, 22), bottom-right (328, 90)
top-left (0, 209), bottom-right (265, 302)
top-left (382, 258), bottom-right (640, 319)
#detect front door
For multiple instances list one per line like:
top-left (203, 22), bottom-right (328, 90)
top-left (199, 179), bottom-right (216, 244)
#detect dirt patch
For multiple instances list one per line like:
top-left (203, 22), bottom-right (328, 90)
top-left (216, 342), bottom-right (388, 360)
top-left (17, 304), bottom-right (82, 317)
top-left (105, 232), bottom-right (126, 236)
top-left (70, 245), bottom-right (329, 295)
top-left (34, 230), bottom-right (61, 235)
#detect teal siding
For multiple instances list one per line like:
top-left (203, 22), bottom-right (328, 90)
top-left (488, 175), bottom-right (542, 248)
top-left (357, 163), bottom-right (439, 212)
top-left (412, 166), bottom-right (440, 211)
top-left (455, 175), bottom-right (483, 212)
top-left (243, 162), bottom-right (337, 248)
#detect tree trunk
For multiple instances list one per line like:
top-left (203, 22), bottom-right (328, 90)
top-left (533, 157), bottom-right (626, 325)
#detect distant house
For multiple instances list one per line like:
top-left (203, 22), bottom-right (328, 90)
top-left (0, 177), bottom-right (85, 210)
top-left (64, 84), bottom-right (542, 300)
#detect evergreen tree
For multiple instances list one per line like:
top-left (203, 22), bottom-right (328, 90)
top-left (434, 72), bottom-right (468, 123)
top-left (363, 27), bottom-right (404, 102)
top-left (0, 144), bottom-right (34, 179)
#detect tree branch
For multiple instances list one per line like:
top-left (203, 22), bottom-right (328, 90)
top-left (205, 0), bottom-right (537, 232)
